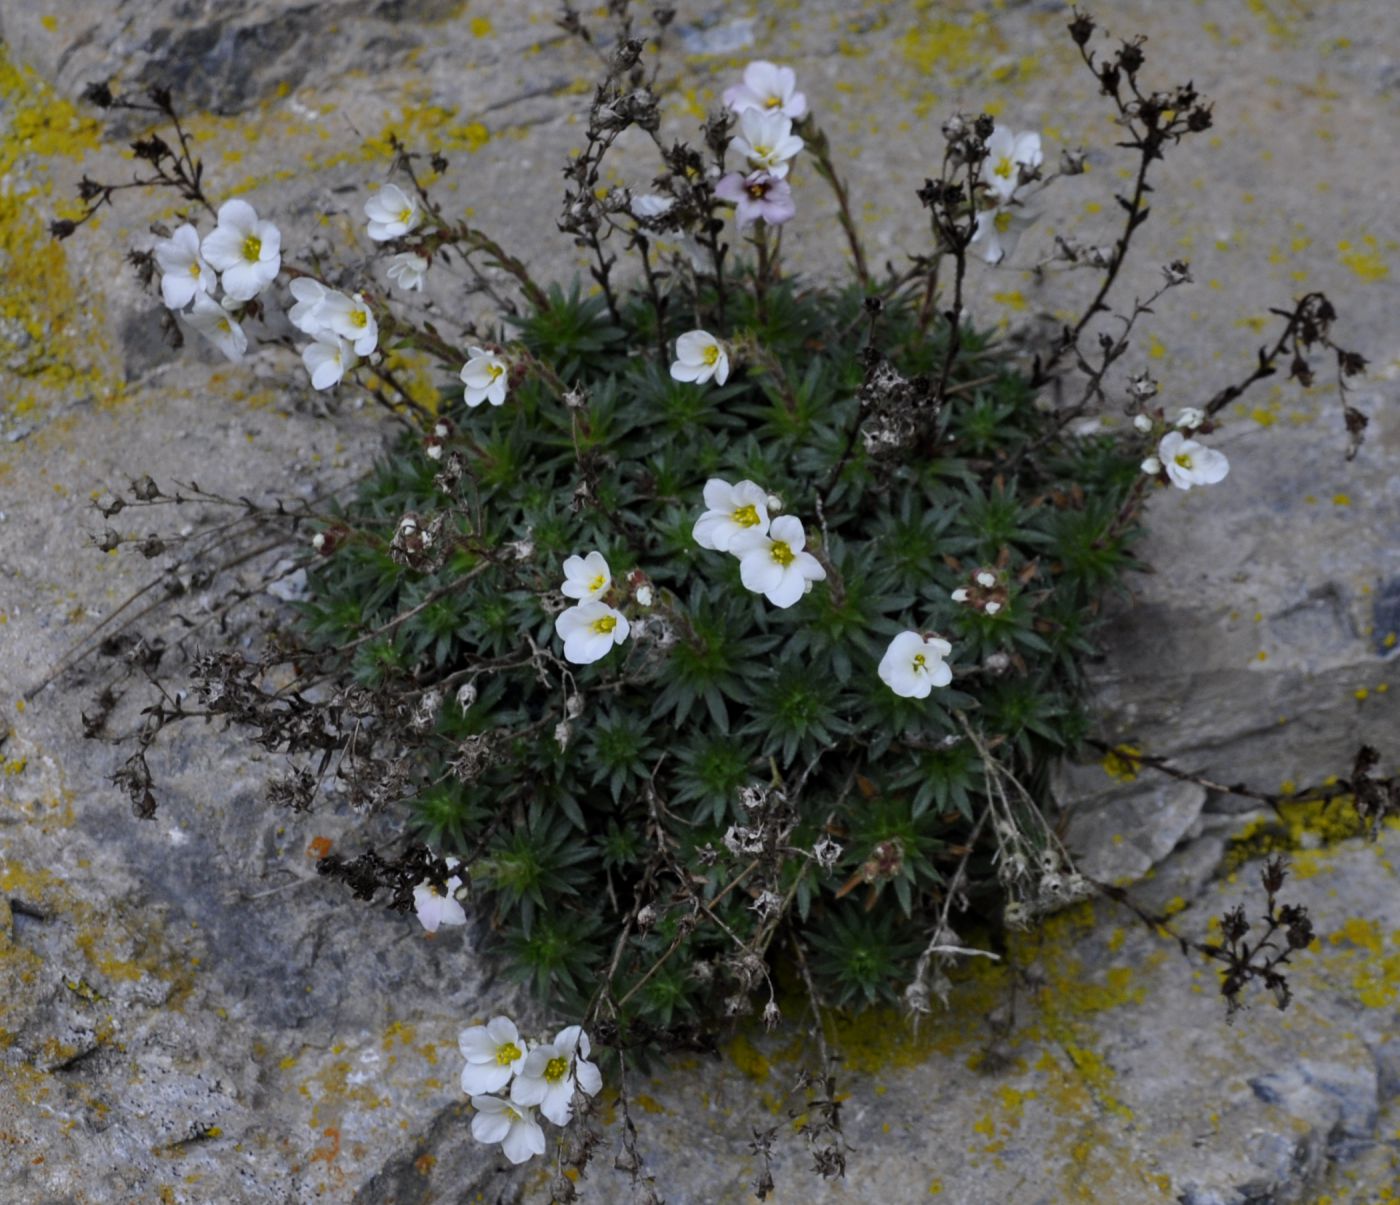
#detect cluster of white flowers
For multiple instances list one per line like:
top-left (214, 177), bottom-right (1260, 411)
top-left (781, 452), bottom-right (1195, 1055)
top-left (287, 277), bottom-right (379, 391)
top-left (460, 1016), bottom-right (602, 1164)
top-left (692, 479), bottom-right (827, 609)
top-left (1139, 407), bottom-right (1230, 490)
top-left (715, 61), bottom-right (806, 230)
top-left (554, 551), bottom-right (631, 665)
top-left (412, 856), bottom-right (467, 933)
top-left (151, 198), bottom-right (283, 361)
top-left (969, 126), bottom-right (1043, 265)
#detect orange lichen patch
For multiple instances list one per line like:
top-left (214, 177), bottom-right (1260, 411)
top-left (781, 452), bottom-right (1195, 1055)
top-left (306, 836), bottom-right (334, 859)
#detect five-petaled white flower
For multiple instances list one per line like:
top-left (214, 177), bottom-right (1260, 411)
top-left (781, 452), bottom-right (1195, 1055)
top-left (692, 478), bottom-right (770, 552)
top-left (970, 204), bottom-right (1035, 266)
top-left (153, 223), bottom-right (212, 310)
top-left (878, 631), bottom-right (954, 698)
top-left (469, 1096), bottom-right (546, 1165)
top-left (1156, 430), bottom-right (1229, 490)
top-left (723, 60), bottom-right (808, 121)
top-left (459, 1016), bottom-right (529, 1095)
top-left (301, 335), bottom-right (355, 391)
top-left (670, 330), bottom-right (729, 386)
top-left (561, 551), bottom-right (612, 602)
top-left (555, 601), bottom-right (630, 665)
top-left (386, 252), bottom-right (429, 292)
top-left (318, 290), bottom-right (379, 357)
top-left (364, 183), bottom-right (422, 242)
top-left (185, 293), bottom-right (247, 361)
top-left (981, 126), bottom-right (1043, 204)
top-left (509, 1025), bottom-right (603, 1126)
top-left (288, 277), bottom-right (332, 336)
top-left (729, 108), bottom-right (804, 179)
top-left (729, 515), bottom-right (827, 608)
top-left (201, 198), bottom-right (281, 301)
top-left (413, 857), bottom-right (466, 933)
top-left (461, 346), bottom-right (509, 407)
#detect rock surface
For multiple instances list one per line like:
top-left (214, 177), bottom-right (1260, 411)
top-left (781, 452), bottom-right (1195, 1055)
top-left (1, 0), bottom-right (1398, 1201)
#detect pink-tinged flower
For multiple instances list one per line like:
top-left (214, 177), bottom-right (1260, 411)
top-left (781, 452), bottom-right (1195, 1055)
top-left (729, 109), bottom-right (804, 179)
top-left (200, 198), bottom-right (281, 301)
top-left (152, 223), bottom-right (212, 310)
top-left (729, 515), bottom-right (827, 608)
top-left (723, 60), bottom-right (807, 121)
top-left (714, 170), bottom-right (796, 229)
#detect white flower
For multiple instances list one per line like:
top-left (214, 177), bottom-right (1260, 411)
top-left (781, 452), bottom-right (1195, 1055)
top-left (723, 60), bottom-right (807, 121)
top-left (561, 551), bottom-right (611, 602)
top-left (1140, 455), bottom-right (1162, 476)
top-left (302, 336), bottom-right (355, 390)
top-left (317, 290), bottom-right (379, 356)
top-left (670, 330), bottom-right (729, 386)
top-left (364, 182), bottom-right (421, 242)
top-left (201, 198), bottom-right (281, 301)
top-left (692, 478), bottom-right (770, 551)
top-left (185, 293), bottom-right (247, 361)
top-left (1175, 407), bottom-right (1205, 429)
top-left (729, 515), bottom-right (827, 609)
top-left (729, 108), bottom-right (804, 179)
top-left (311, 532), bottom-right (326, 552)
top-left (950, 587), bottom-right (969, 603)
top-left (981, 126), bottom-right (1043, 204)
top-left (426, 443), bottom-right (443, 461)
top-left (635, 585), bottom-right (654, 608)
top-left (413, 857), bottom-right (466, 933)
top-left (1133, 414), bottom-right (1154, 433)
top-left (878, 631), bottom-right (954, 698)
top-left (970, 204), bottom-right (1035, 266)
top-left (630, 193), bottom-right (675, 219)
top-left (459, 1016), bottom-right (528, 1095)
top-left (387, 252), bottom-right (429, 292)
top-left (984, 600), bottom-right (1002, 615)
top-left (509, 1025), bottom-right (603, 1126)
top-left (1157, 430), bottom-right (1229, 490)
top-left (460, 346), bottom-right (509, 407)
top-left (555, 602), bottom-right (630, 665)
top-left (469, 1096), bottom-right (546, 1165)
top-left (288, 277), bottom-right (332, 336)
top-left (975, 571), bottom-right (996, 589)
top-left (153, 223), bottom-right (212, 310)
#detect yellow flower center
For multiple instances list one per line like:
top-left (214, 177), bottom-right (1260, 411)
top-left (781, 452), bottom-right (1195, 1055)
top-left (544, 1056), bottom-right (569, 1084)
top-left (216, 318), bottom-right (231, 334)
top-left (994, 211), bottom-right (1013, 233)
top-left (496, 1042), bottom-right (522, 1066)
top-left (487, 362), bottom-right (504, 381)
top-left (505, 1105), bottom-right (523, 1122)
top-left (747, 181), bottom-right (768, 199)
top-left (752, 143), bottom-right (771, 159)
top-left (1174, 452), bottom-right (1193, 469)
top-left (702, 344), bottom-right (720, 367)
top-left (350, 310), bottom-right (368, 328)
top-left (189, 262), bottom-right (201, 278)
top-left (993, 155), bottom-right (1014, 179)
top-left (913, 653), bottom-right (927, 671)
top-left (588, 573), bottom-right (607, 593)
top-left (398, 206), bottom-right (413, 224)
top-left (732, 504), bottom-right (761, 528)
top-left (591, 615), bottom-right (618, 635)
top-left (241, 234), bottom-right (262, 262)
top-left (770, 540), bottom-right (794, 567)
top-left (764, 95), bottom-right (781, 109)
